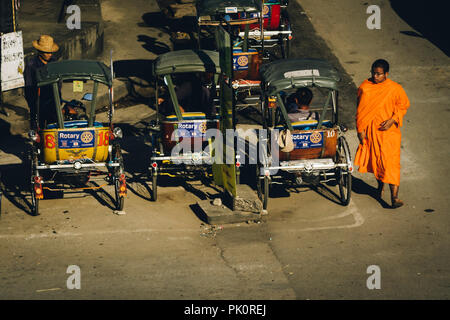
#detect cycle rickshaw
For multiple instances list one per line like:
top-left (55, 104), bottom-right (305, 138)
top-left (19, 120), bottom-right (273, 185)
top-left (196, 0), bottom-right (265, 112)
top-left (149, 49), bottom-right (225, 201)
top-left (257, 58), bottom-right (353, 209)
top-left (29, 60), bottom-right (126, 215)
top-left (237, 0), bottom-right (292, 59)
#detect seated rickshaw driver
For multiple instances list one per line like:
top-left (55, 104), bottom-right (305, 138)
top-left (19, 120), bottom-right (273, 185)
top-left (287, 87), bottom-right (318, 123)
top-left (158, 73), bottom-right (217, 119)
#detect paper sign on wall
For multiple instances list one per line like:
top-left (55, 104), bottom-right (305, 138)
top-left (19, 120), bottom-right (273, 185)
top-left (1, 31), bottom-right (25, 91)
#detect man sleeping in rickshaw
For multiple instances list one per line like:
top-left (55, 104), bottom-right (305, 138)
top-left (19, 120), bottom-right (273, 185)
top-left (286, 87), bottom-right (319, 123)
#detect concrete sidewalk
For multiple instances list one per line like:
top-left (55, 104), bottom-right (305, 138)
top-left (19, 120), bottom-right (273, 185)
top-left (18, 0), bottom-right (104, 60)
top-left (0, 0), bottom-right (132, 135)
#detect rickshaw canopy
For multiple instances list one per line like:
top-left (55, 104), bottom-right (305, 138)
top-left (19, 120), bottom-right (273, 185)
top-left (260, 59), bottom-right (341, 95)
top-left (36, 60), bottom-right (113, 87)
top-left (196, 0), bottom-right (262, 17)
top-left (154, 50), bottom-right (221, 76)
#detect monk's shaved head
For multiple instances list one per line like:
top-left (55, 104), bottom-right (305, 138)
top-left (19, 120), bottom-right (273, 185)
top-left (371, 59), bottom-right (390, 73)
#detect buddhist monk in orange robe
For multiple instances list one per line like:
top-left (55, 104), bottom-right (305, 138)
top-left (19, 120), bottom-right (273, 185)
top-left (355, 59), bottom-right (410, 208)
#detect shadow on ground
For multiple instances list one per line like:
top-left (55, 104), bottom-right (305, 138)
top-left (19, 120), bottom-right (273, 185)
top-left (113, 59), bottom-right (155, 82)
top-left (112, 59), bottom-right (156, 101)
top-left (0, 113), bottom-right (235, 216)
top-left (0, 163), bottom-right (33, 216)
top-left (390, 0), bottom-right (449, 56)
top-left (141, 12), bottom-right (198, 51)
top-left (137, 35), bottom-right (171, 55)
top-left (351, 176), bottom-right (391, 209)
top-left (0, 117), bottom-right (33, 214)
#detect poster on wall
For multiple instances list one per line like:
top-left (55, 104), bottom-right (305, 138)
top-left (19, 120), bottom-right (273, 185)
top-left (1, 31), bottom-right (25, 91)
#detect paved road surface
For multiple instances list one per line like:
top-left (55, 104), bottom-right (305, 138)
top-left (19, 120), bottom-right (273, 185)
top-left (0, 0), bottom-right (448, 301)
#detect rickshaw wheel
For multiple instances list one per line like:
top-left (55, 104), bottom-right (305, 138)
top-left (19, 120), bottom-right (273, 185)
top-left (114, 177), bottom-right (125, 211)
top-left (31, 187), bottom-right (39, 216)
top-left (113, 143), bottom-right (125, 210)
top-left (336, 136), bottom-right (352, 206)
top-left (256, 165), bottom-right (269, 210)
top-left (30, 148), bottom-right (40, 216)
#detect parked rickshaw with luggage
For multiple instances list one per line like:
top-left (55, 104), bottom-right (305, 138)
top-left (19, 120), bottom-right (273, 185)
top-left (196, 0), bottom-right (265, 112)
top-left (257, 58), bottom-right (353, 209)
top-left (149, 49), bottom-right (225, 201)
top-left (29, 60), bottom-right (126, 215)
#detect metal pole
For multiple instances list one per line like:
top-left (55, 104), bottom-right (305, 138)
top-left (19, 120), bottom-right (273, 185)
top-left (89, 81), bottom-right (98, 127)
top-left (109, 50), bottom-right (114, 125)
top-left (52, 82), bottom-right (64, 128)
top-left (164, 75), bottom-right (182, 121)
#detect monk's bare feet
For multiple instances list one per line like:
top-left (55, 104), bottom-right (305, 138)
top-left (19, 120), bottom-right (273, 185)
top-left (391, 198), bottom-right (404, 208)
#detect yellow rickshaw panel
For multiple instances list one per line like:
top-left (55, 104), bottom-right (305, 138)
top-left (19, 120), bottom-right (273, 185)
top-left (42, 127), bottom-right (111, 164)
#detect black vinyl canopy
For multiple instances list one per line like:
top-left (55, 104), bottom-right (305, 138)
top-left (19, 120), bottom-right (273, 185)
top-left (36, 60), bottom-right (113, 87)
top-left (260, 58), bottom-right (340, 95)
top-left (154, 50), bottom-right (221, 76)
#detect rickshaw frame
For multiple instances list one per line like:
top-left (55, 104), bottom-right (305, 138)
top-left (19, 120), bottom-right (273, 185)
top-left (236, 0), bottom-right (293, 59)
top-left (29, 60), bottom-right (126, 215)
top-left (257, 58), bottom-right (353, 209)
top-left (149, 49), bottom-right (224, 201)
top-left (196, 0), bottom-right (266, 111)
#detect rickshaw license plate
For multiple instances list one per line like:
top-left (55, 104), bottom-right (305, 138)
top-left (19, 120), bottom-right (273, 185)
top-left (58, 130), bottom-right (95, 149)
top-left (292, 132), bottom-right (324, 149)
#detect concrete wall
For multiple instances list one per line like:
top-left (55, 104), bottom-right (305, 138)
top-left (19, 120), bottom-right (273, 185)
top-left (2, 0), bottom-right (104, 99)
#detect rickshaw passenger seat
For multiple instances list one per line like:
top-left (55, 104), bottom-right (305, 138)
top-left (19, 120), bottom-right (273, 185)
top-left (276, 120), bottom-right (333, 131)
top-left (164, 112), bottom-right (220, 121)
top-left (46, 121), bottom-right (105, 129)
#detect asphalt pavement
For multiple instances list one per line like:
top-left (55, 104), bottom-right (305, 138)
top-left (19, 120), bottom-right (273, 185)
top-left (0, 0), bottom-right (448, 302)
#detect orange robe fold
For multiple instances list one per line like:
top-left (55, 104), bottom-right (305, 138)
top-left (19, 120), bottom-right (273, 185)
top-left (354, 78), bottom-right (410, 186)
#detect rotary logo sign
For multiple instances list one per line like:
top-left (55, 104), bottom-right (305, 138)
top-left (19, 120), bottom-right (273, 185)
top-left (198, 122), bottom-right (207, 134)
top-left (81, 131), bottom-right (94, 144)
top-left (263, 5), bottom-right (270, 17)
top-left (309, 131), bottom-right (322, 144)
top-left (237, 55), bottom-right (248, 67)
top-left (175, 122), bottom-right (207, 138)
top-left (58, 130), bottom-right (95, 149)
top-left (233, 53), bottom-right (250, 71)
top-left (292, 132), bottom-right (324, 149)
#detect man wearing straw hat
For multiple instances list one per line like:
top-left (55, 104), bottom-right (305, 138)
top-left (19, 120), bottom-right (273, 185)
top-left (24, 35), bottom-right (59, 129)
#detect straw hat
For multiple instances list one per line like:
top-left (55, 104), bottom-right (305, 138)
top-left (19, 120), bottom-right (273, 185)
top-left (32, 35), bottom-right (59, 53)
